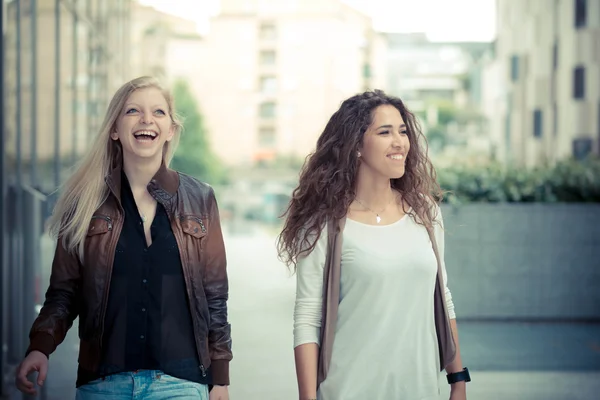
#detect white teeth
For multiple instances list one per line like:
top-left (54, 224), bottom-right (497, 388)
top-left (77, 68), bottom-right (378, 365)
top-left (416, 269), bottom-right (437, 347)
top-left (134, 130), bottom-right (157, 138)
top-left (389, 155), bottom-right (403, 160)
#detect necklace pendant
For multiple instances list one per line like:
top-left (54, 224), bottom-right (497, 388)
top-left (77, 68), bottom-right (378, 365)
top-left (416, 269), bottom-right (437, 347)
top-left (141, 214), bottom-right (147, 223)
top-left (376, 215), bottom-right (381, 224)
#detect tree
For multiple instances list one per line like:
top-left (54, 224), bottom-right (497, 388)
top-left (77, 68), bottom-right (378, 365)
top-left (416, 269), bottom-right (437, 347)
top-left (170, 79), bottom-right (226, 184)
top-left (426, 125), bottom-right (448, 152)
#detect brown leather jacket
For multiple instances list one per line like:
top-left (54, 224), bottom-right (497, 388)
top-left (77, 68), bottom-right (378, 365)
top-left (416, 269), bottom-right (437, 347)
top-left (26, 164), bottom-right (233, 385)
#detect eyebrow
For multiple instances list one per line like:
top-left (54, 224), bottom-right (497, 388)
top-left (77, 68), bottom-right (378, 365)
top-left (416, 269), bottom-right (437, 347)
top-left (124, 103), bottom-right (167, 109)
top-left (376, 124), bottom-right (406, 130)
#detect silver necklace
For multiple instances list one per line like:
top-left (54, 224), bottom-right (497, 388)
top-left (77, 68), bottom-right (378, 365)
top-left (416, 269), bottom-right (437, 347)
top-left (140, 212), bottom-right (147, 223)
top-left (354, 195), bottom-right (395, 224)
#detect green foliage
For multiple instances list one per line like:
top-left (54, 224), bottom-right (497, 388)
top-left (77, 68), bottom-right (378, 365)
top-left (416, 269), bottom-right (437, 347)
top-left (170, 79), bottom-right (227, 185)
top-left (427, 98), bottom-right (486, 126)
top-left (426, 125), bottom-right (448, 151)
top-left (431, 99), bottom-right (458, 126)
top-left (438, 157), bottom-right (600, 203)
top-left (267, 155), bottom-right (306, 170)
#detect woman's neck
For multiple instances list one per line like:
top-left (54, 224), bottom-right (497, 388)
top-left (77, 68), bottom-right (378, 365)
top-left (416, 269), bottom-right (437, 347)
top-left (353, 167), bottom-right (396, 210)
top-left (122, 155), bottom-right (162, 193)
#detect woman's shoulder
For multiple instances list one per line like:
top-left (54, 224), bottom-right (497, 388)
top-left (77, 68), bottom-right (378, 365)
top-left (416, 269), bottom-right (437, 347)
top-left (408, 192), bottom-right (442, 222)
top-left (176, 172), bottom-right (215, 200)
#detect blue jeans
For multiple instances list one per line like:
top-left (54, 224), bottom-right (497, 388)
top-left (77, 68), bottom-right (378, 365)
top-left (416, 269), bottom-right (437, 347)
top-left (75, 370), bottom-right (209, 400)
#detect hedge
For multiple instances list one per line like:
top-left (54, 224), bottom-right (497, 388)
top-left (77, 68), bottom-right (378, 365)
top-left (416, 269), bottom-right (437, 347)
top-left (437, 157), bottom-right (600, 203)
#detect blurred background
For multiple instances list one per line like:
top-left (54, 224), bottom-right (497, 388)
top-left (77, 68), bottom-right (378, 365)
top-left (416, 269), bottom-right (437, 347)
top-left (1, 0), bottom-right (599, 399)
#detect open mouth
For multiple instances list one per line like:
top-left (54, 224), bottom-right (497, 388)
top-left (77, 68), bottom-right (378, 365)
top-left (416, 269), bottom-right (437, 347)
top-left (133, 130), bottom-right (158, 141)
top-left (387, 154), bottom-right (404, 161)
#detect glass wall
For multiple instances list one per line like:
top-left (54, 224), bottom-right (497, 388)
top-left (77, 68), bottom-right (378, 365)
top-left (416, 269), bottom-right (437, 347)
top-left (1, 0), bottom-right (130, 394)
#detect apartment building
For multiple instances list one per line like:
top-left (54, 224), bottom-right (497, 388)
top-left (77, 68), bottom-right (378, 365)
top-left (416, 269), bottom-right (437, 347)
top-left (197, 0), bottom-right (387, 166)
top-left (385, 33), bottom-right (491, 113)
top-left (129, 2), bottom-right (201, 80)
top-left (495, 0), bottom-right (600, 167)
top-left (3, 0), bottom-right (130, 181)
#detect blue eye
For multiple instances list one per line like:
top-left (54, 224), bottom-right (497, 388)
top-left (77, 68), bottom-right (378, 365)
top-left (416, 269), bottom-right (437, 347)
top-left (155, 109), bottom-right (166, 115)
top-left (126, 108), bottom-right (138, 114)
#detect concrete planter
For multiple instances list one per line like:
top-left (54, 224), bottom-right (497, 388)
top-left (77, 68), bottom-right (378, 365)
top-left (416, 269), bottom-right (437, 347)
top-left (440, 203), bottom-right (600, 321)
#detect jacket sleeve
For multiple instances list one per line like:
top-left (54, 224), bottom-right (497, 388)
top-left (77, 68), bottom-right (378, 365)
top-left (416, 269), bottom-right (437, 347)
top-left (203, 187), bottom-right (233, 385)
top-left (26, 238), bottom-right (81, 358)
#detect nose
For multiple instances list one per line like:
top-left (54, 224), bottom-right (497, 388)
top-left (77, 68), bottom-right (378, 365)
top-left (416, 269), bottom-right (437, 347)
top-left (140, 112), bottom-right (153, 125)
top-left (392, 131), bottom-right (404, 147)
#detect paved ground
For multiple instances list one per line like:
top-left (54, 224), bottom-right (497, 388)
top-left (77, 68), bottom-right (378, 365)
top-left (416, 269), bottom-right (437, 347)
top-left (8, 224), bottom-right (600, 399)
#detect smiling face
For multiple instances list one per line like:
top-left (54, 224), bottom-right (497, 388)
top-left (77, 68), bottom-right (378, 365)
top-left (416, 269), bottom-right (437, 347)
top-left (111, 87), bottom-right (175, 163)
top-left (358, 104), bottom-right (411, 180)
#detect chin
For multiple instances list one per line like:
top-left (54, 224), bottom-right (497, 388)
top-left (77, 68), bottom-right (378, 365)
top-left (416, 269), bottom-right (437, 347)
top-left (123, 148), bottom-right (162, 160)
top-left (390, 169), bottom-right (406, 180)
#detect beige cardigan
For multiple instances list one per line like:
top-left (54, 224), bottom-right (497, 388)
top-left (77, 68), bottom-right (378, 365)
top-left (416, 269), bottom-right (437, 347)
top-left (316, 215), bottom-right (457, 387)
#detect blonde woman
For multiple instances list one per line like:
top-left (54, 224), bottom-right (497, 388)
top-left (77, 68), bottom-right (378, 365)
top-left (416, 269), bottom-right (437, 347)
top-left (14, 76), bottom-right (232, 400)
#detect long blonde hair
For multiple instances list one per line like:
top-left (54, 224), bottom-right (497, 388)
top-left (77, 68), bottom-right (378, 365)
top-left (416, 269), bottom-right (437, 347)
top-left (48, 76), bottom-right (183, 260)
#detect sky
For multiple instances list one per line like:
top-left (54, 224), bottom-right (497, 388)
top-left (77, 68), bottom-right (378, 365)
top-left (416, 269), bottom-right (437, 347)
top-left (138, 0), bottom-right (497, 42)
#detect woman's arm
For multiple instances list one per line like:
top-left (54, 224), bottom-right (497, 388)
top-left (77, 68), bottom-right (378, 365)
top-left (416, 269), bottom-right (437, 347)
top-left (293, 231), bottom-right (328, 400)
top-left (446, 320), bottom-right (466, 395)
top-left (434, 207), bottom-right (466, 396)
top-left (27, 237), bottom-right (81, 357)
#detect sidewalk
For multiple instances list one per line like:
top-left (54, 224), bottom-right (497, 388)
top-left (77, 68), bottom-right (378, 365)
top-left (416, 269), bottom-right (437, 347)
top-left (441, 371), bottom-right (600, 400)
top-left (7, 231), bottom-right (600, 400)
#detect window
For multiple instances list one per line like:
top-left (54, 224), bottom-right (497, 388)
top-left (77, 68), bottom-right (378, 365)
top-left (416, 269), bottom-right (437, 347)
top-left (259, 22), bottom-right (277, 40)
top-left (572, 138), bottom-right (592, 160)
top-left (598, 102), bottom-right (600, 147)
top-left (258, 127), bottom-right (276, 147)
top-left (510, 55), bottom-right (519, 82)
top-left (259, 76), bottom-right (277, 94)
top-left (573, 66), bottom-right (585, 99)
top-left (259, 102), bottom-right (276, 118)
top-left (575, 0), bottom-right (587, 28)
top-left (533, 109), bottom-right (543, 138)
top-left (259, 50), bottom-right (276, 66)
top-left (553, 103), bottom-right (558, 136)
top-left (504, 95), bottom-right (512, 160)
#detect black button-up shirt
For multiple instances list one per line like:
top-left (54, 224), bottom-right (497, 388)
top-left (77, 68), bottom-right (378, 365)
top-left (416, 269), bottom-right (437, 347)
top-left (82, 172), bottom-right (211, 385)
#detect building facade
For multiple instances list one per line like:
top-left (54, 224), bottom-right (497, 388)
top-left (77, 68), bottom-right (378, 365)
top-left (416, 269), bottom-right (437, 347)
top-left (1, 0), bottom-right (131, 394)
top-left (197, 0), bottom-right (387, 166)
top-left (129, 2), bottom-right (201, 80)
top-left (496, 0), bottom-right (600, 167)
top-left (3, 0), bottom-right (131, 189)
top-left (385, 33), bottom-right (493, 163)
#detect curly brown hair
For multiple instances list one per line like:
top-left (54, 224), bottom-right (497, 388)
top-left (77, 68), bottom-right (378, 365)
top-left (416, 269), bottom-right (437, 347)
top-left (277, 90), bottom-right (443, 269)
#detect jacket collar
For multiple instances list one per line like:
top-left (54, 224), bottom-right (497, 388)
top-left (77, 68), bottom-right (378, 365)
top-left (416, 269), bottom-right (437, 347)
top-left (105, 161), bottom-right (180, 205)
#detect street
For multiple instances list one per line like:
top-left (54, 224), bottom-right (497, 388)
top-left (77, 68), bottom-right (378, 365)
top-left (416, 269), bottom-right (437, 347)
top-left (26, 226), bottom-right (600, 399)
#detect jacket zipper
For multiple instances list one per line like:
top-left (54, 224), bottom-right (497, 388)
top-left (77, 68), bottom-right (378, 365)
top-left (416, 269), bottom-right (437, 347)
top-left (184, 215), bottom-right (206, 233)
top-left (91, 215), bottom-right (113, 230)
top-left (200, 364), bottom-right (206, 377)
top-left (198, 219), bottom-right (206, 233)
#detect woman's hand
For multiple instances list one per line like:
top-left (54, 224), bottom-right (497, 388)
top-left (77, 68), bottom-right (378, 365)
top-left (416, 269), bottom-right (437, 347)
top-left (209, 385), bottom-right (229, 400)
top-left (15, 350), bottom-right (49, 395)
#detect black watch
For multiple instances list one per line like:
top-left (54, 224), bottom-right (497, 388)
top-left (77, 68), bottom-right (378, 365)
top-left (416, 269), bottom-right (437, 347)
top-left (446, 367), bottom-right (471, 384)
